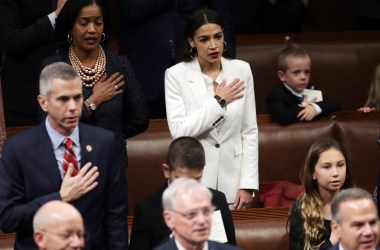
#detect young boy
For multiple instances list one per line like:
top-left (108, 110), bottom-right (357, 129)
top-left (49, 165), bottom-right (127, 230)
top-left (266, 43), bottom-right (341, 125)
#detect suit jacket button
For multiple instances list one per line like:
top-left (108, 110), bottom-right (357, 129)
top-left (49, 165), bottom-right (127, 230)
top-left (168, 39), bottom-right (174, 46)
top-left (215, 143), bottom-right (220, 148)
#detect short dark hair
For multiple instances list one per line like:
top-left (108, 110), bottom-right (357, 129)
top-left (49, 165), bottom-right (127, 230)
top-left (331, 188), bottom-right (374, 224)
top-left (166, 136), bottom-right (205, 171)
top-left (180, 8), bottom-right (228, 62)
top-left (277, 43), bottom-right (310, 72)
top-left (55, 0), bottom-right (110, 51)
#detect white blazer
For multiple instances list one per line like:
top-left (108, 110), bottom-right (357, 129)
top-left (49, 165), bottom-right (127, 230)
top-left (165, 57), bottom-right (259, 203)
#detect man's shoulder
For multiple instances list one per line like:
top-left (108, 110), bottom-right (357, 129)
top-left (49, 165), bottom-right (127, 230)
top-left (6, 124), bottom-right (45, 144)
top-left (79, 123), bottom-right (114, 138)
top-left (208, 240), bottom-right (240, 249)
top-left (153, 237), bottom-right (176, 250)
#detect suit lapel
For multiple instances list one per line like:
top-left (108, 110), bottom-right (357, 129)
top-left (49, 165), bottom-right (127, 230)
top-left (187, 59), bottom-right (219, 140)
top-left (218, 58), bottom-right (238, 141)
top-left (37, 124), bottom-right (63, 189)
top-left (280, 84), bottom-right (301, 104)
top-left (78, 124), bottom-right (92, 165)
top-left (188, 58), bottom-right (211, 109)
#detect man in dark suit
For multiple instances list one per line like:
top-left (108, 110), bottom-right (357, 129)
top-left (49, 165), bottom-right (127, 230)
top-left (129, 136), bottom-right (236, 250)
top-left (153, 177), bottom-right (239, 250)
top-left (329, 188), bottom-right (380, 250)
top-left (118, 0), bottom-right (236, 118)
top-left (0, 0), bottom-right (66, 126)
top-left (0, 62), bottom-right (129, 250)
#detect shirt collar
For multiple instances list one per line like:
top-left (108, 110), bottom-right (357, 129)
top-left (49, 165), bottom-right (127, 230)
top-left (283, 82), bottom-right (303, 98)
top-left (174, 237), bottom-right (208, 250)
top-left (45, 118), bottom-right (80, 149)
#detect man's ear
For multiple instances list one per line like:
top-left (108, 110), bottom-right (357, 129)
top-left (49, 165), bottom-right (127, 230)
top-left (163, 210), bottom-right (174, 231)
top-left (330, 220), bottom-right (341, 242)
top-left (33, 231), bottom-right (45, 248)
top-left (277, 70), bottom-right (286, 82)
top-left (162, 163), bottom-right (171, 179)
top-left (38, 95), bottom-right (48, 112)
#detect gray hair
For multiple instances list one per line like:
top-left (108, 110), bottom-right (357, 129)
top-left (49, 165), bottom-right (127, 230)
top-left (162, 177), bottom-right (212, 211)
top-left (331, 188), bottom-right (375, 224)
top-left (39, 62), bottom-right (80, 97)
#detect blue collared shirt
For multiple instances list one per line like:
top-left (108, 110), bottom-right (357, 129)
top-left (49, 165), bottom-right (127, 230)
top-left (45, 119), bottom-right (81, 178)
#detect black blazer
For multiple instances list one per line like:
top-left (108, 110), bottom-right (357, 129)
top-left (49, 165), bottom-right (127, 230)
top-left (0, 123), bottom-right (129, 250)
top-left (0, 0), bottom-right (57, 122)
top-left (129, 184), bottom-right (236, 250)
top-left (266, 83), bottom-right (341, 125)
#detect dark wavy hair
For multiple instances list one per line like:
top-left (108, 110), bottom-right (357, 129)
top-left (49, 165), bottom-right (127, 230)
top-left (55, 0), bottom-right (110, 52)
top-left (180, 8), bottom-right (229, 62)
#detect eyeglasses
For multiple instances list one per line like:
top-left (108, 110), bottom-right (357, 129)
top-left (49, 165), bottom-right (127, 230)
top-left (170, 206), bottom-right (216, 220)
top-left (41, 229), bottom-right (87, 241)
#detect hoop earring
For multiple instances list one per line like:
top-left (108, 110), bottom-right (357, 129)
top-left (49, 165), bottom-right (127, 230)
top-left (223, 41), bottom-right (227, 52)
top-left (67, 33), bottom-right (73, 44)
top-left (189, 47), bottom-right (196, 59)
top-left (101, 33), bottom-right (106, 43)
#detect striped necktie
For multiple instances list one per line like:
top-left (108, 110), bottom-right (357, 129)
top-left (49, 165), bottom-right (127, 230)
top-left (63, 138), bottom-right (78, 176)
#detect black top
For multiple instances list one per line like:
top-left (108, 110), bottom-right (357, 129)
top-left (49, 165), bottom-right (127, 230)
top-left (289, 199), bottom-right (332, 250)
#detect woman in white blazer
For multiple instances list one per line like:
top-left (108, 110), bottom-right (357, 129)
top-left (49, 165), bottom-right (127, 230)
top-left (165, 9), bottom-right (258, 209)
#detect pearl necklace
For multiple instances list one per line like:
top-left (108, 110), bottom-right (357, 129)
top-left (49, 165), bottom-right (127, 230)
top-left (68, 46), bottom-right (106, 88)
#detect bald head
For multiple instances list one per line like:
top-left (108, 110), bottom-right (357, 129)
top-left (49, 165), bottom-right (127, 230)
top-left (33, 201), bottom-right (82, 230)
top-left (33, 201), bottom-right (84, 250)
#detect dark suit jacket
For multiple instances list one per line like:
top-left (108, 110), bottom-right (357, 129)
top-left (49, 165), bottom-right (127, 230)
top-left (329, 243), bottom-right (380, 250)
top-left (0, 123), bottom-right (128, 250)
top-left (153, 237), bottom-right (240, 250)
top-left (119, 0), bottom-right (235, 102)
top-left (129, 184), bottom-right (236, 250)
top-left (0, 0), bottom-right (57, 124)
top-left (266, 83), bottom-right (341, 125)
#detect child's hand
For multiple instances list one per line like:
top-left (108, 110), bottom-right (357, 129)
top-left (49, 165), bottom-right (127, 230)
top-left (297, 104), bottom-right (317, 121)
top-left (302, 95), bottom-right (317, 104)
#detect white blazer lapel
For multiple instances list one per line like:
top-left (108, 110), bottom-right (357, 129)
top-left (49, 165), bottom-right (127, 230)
top-left (187, 58), bottom-right (220, 141)
top-left (218, 58), bottom-right (238, 140)
top-left (187, 58), bottom-right (210, 110)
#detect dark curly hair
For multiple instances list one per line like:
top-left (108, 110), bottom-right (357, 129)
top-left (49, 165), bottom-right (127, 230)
top-left (55, 0), bottom-right (110, 52)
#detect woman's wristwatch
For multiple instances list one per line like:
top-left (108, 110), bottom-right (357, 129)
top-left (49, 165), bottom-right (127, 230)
top-left (85, 99), bottom-right (97, 111)
top-left (214, 95), bottom-right (226, 108)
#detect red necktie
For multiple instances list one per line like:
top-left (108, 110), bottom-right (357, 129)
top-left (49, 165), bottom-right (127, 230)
top-left (63, 138), bottom-right (78, 176)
